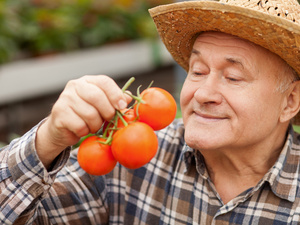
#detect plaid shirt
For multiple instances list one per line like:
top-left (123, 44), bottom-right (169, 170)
top-left (0, 119), bottom-right (300, 225)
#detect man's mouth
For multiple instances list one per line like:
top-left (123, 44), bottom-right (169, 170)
top-left (193, 110), bottom-right (228, 123)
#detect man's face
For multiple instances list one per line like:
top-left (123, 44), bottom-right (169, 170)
top-left (180, 32), bottom-right (290, 151)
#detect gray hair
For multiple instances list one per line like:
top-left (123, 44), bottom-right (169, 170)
top-left (275, 63), bottom-right (299, 93)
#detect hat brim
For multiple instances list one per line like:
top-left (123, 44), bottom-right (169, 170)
top-left (149, 1), bottom-right (300, 76)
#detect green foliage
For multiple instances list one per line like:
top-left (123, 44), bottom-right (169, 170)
top-left (0, 0), bottom-right (174, 64)
top-left (293, 125), bottom-right (300, 134)
top-left (2, 0), bottom-right (297, 64)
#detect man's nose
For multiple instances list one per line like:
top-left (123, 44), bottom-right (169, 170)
top-left (194, 74), bottom-right (223, 105)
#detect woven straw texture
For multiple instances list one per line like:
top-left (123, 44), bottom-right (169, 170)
top-left (149, 0), bottom-right (300, 124)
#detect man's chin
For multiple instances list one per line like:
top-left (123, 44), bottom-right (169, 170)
top-left (184, 130), bottom-right (213, 150)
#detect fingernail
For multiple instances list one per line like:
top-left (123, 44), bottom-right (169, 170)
top-left (118, 99), bottom-right (127, 110)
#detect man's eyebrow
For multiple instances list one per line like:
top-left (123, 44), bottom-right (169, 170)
top-left (191, 50), bottom-right (245, 70)
top-left (226, 57), bottom-right (244, 69)
top-left (191, 49), bottom-right (201, 55)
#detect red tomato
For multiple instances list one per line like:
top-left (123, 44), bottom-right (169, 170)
top-left (111, 122), bottom-right (158, 169)
top-left (117, 108), bottom-right (136, 128)
top-left (103, 108), bottom-right (136, 136)
top-left (134, 87), bottom-right (177, 130)
top-left (77, 136), bottom-right (117, 175)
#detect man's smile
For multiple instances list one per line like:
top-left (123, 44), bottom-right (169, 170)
top-left (192, 109), bottom-right (229, 124)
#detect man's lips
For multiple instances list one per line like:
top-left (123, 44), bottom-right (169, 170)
top-left (193, 110), bottom-right (228, 123)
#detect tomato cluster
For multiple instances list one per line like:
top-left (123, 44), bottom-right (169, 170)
top-left (77, 78), bottom-right (177, 176)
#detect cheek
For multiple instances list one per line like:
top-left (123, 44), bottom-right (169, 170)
top-left (180, 82), bottom-right (195, 112)
top-left (231, 89), bottom-right (279, 124)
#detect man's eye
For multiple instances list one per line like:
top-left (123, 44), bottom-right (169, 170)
top-left (227, 77), bottom-right (239, 81)
top-left (193, 72), bottom-right (204, 76)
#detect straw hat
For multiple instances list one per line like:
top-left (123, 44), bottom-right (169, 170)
top-left (149, 0), bottom-right (300, 76)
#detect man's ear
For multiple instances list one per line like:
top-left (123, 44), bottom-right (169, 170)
top-left (280, 80), bottom-right (300, 123)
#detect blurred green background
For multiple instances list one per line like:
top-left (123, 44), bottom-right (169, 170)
top-left (0, 0), bottom-right (174, 64)
top-left (0, 0), bottom-right (299, 64)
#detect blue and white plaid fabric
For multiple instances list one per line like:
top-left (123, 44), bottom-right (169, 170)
top-left (1, 119), bottom-right (300, 224)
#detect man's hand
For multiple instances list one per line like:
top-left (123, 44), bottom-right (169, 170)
top-left (35, 75), bottom-right (131, 168)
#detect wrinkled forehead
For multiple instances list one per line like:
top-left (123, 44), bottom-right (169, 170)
top-left (195, 32), bottom-right (265, 53)
top-left (193, 31), bottom-right (288, 71)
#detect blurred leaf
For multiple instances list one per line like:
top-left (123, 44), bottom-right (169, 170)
top-left (293, 125), bottom-right (300, 134)
top-left (0, 0), bottom-right (175, 64)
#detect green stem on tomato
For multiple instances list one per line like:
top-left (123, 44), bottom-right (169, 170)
top-left (121, 77), bottom-right (135, 92)
top-left (121, 76), bottom-right (145, 103)
top-left (97, 76), bottom-right (152, 145)
top-left (100, 78), bottom-right (136, 140)
top-left (146, 80), bottom-right (154, 89)
top-left (134, 101), bottom-right (140, 119)
top-left (116, 110), bottom-right (128, 127)
top-left (98, 129), bottom-right (114, 145)
top-left (134, 84), bottom-right (148, 119)
top-left (101, 123), bottom-right (110, 138)
top-left (125, 92), bottom-right (145, 103)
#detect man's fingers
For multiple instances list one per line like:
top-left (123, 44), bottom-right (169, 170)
top-left (84, 75), bottom-right (129, 110)
top-left (51, 75), bottom-right (132, 138)
top-left (73, 79), bottom-right (116, 121)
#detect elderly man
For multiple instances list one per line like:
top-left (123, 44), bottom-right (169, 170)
top-left (1, 0), bottom-right (300, 224)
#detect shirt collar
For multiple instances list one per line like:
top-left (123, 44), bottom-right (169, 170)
top-left (182, 144), bottom-right (207, 177)
top-left (182, 144), bottom-right (195, 173)
top-left (264, 125), bottom-right (300, 202)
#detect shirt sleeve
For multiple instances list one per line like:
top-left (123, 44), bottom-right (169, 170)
top-left (0, 121), bottom-right (71, 224)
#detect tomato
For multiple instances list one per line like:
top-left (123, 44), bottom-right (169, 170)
top-left (111, 122), bottom-right (158, 169)
top-left (134, 87), bottom-right (177, 130)
top-left (77, 136), bottom-right (117, 175)
top-left (103, 108), bottom-right (136, 136)
top-left (117, 108), bottom-right (136, 128)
